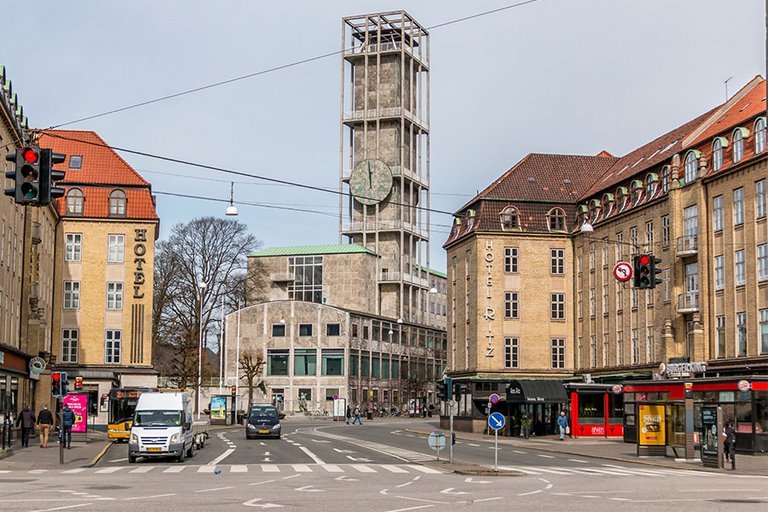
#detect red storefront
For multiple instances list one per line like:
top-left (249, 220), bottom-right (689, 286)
top-left (564, 383), bottom-right (624, 438)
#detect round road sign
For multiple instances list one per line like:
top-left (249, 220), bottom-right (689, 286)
top-left (488, 393), bottom-right (500, 405)
top-left (613, 261), bottom-right (632, 282)
top-left (488, 412), bottom-right (506, 431)
top-left (428, 432), bottom-right (446, 451)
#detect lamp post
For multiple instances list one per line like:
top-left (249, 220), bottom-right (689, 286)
top-left (197, 281), bottom-right (207, 420)
top-left (219, 295), bottom-right (225, 395)
top-left (234, 299), bottom-right (242, 418)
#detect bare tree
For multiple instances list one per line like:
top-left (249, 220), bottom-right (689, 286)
top-left (239, 349), bottom-right (266, 404)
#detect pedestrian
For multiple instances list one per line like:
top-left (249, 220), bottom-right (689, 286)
top-left (724, 421), bottom-right (736, 469)
top-left (15, 404), bottom-right (36, 447)
top-left (352, 405), bottom-right (363, 425)
top-left (37, 405), bottom-right (54, 448)
top-left (556, 411), bottom-right (569, 441)
top-left (345, 405), bottom-right (351, 425)
top-left (61, 404), bottom-right (75, 449)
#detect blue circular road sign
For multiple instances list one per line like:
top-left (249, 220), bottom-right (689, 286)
top-left (488, 412), bottom-right (506, 431)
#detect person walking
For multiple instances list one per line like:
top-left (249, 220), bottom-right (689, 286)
top-left (15, 404), bottom-right (36, 447)
top-left (345, 405), bottom-right (351, 425)
top-left (556, 411), bottom-right (569, 441)
top-left (61, 404), bottom-right (75, 449)
top-left (724, 421), bottom-right (736, 469)
top-left (351, 405), bottom-right (363, 425)
top-left (37, 405), bottom-right (54, 448)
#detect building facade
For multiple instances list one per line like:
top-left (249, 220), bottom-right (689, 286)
top-left (39, 130), bottom-right (159, 426)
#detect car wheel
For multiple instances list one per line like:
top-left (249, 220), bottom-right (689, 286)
top-left (177, 443), bottom-right (186, 463)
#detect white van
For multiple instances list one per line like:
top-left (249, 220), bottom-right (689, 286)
top-left (128, 392), bottom-right (196, 463)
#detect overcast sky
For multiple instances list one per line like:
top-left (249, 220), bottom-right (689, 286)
top-left (2, 0), bottom-right (764, 269)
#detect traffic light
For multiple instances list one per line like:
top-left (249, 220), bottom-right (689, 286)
top-left (74, 376), bottom-right (83, 390)
top-left (453, 383), bottom-right (469, 398)
top-left (4, 145), bottom-right (42, 205)
top-left (51, 371), bottom-right (62, 397)
top-left (39, 149), bottom-right (67, 206)
top-left (634, 254), bottom-right (663, 289)
top-left (60, 372), bottom-right (69, 395)
top-left (436, 382), bottom-right (446, 401)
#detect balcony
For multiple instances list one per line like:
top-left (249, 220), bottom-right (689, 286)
top-left (342, 107), bottom-right (429, 131)
top-left (270, 273), bottom-right (295, 283)
top-left (343, 219), bottom-right (428, 238)
top-left (677, 292), bottom-right (699, 314)
top-left (343, 40), bottom-right (429, 68)
top-left (379, 270), bottom-right (429, 288)
top-left (676, 235), bottom-right (698, 257)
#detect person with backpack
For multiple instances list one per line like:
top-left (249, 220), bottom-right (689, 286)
top-left (37, 405), bottom-right (54, 448)
top-left (61, 404), bottom-right (76, 449)
top-left (351, 405), bottom-right (363, 425)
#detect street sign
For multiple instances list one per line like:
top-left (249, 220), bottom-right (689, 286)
top-left (332, 394), bottom-right (339, 400)
top-left (488, 393), bottom-right (500, 405)
top-left (488, 412), bottom-right (505, 431)
top-left (428, 432), bottom-right (446, 450)
top-left (613, 261), bottom-right (632, 282)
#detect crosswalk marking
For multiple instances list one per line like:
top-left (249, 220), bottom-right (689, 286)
top-left (262, 464), bottom-right (280, 472)
top-left (197, 466), bottom-right (216, 473)
top-left (61, 468), bottom-right (87, 474)
top-left (410, 465), bottom-right (443, 474)
top-left (230, 465), bottom-right (248, 473)
top-left (129, 466), bottom-right (156, 474)
top-left (380, 465), bottom-right (409, 473)
top-left (163, 466), bottom-right (185, 473)
top-left (320, 464), bottom-right (343, 473)
top-left (95, 467), bottom-right (124, 474)
top-left (292, 464), bottom-right (312, 472)
top-left (350, 464), bottom-right (376, 473)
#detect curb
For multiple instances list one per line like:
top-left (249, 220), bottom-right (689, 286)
top-left (85, 441), bottom-right (113, 468)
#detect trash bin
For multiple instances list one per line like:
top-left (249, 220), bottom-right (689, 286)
top-left (366, 411), bottom-right (373, 420)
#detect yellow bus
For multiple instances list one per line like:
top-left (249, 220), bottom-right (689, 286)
top-left (108, 388), bottom-right (153, 441)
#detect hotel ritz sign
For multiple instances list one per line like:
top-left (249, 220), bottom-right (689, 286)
top-left (133, 229), bottom-right (148, 299)
top-left (483, 241), bottom-right (495, 358)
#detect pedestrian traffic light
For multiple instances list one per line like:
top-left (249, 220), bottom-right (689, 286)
top-left (51, 371), bottom-right (62, 397)
top-left (4, 145), bottom-right (42, 205)
top-left (39, 149), bottom-right (67, 206)
top-left (74, 376), bottom-right (83, 390)
top-left (60, 372), bottom-right (69, 395)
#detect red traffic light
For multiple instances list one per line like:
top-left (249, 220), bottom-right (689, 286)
top-left (21, 147), bottom-right (39, 163)
top-left (639, 254), bottom-right (651, 265)
top-left (52, 372), bottom-right (61, 382)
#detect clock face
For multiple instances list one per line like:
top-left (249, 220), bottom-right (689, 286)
top-left (349, 159), bottom-right (393, 206)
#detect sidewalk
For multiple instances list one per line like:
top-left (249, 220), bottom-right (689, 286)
top-left (0, 430), bottom-right (110, 470)
top-left (406, 422), bottom-right (768, 476)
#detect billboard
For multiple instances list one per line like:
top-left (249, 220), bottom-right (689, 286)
top-left (63, 393), bottom-right (88, 433)
top-left (638, 404), bottom-right (665, 446)
top-left (210, 395), bottom-right (227, 422)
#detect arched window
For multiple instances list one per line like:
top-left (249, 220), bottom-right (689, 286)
top-left (547, 207), bottom-right (566, 231)
top-left (602, 193), bottom-right (614, 218)
top-left (449, 219), bottom-right (461, 239)
top-left (645, 173), bottom-right (658, 198)
top-left (465, 210), bottom-right (476, 231)
top-left (712, 138), bottom-right (723, 171)
top-left (66, 188), bottom-right (83, 216)
top-left (500, 206), bottom-right (520, 230)
top-left (684, 150), bottom-right (699, 184)
top-left (732, 128), bottom-right (747, 163)
top-left (589, 199), bottom-right (601, 223)
top-left (755, 117), bottom-right (766, 154)
top-left (616, 187), bottom-right (629, 212)
top-left (109, 190), bottom-right (127, 217)
top-left (661, 165), bottom-right (671, 193)
top-left (631, 179), bottom-right (644, 206)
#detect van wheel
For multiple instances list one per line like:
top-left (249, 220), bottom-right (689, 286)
top-left (128, 455), bottom-right (137, 464)
top-left (177, 444), bottom-right (186, 463)
top-left (187, 440), bottom-right (195, 459)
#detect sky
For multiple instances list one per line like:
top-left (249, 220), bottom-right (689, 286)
top-left (1, 0), bottom-right (764, 270)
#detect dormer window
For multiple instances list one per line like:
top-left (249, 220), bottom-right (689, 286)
top-left (683, 150), bottom-right (699, 184)
top-left (755, 117), bottom-right (766, 154)
top-left (732, 127), bottom-right (748, 163)
top-left (69, 155), bottom-right (83, 170)
top-left (109, 190), bottom-right (127, 217)
top-left (645, 173), bottom-right (658, 198)
top-left (631, 179), bottom-right (643, 206)
top-left (66, 188), bottom-right (84, 216)
top-left (712, 137), bottom-right (724, 171)
top-left (589, 199), bottom-right (601, 223)
top-left (449, 218), bottom-right (461, 239)
top-left (661, 165), bottom-right (671, 193)
top-left (465, 210), bottom-right (476, 231)
top-left (616, 186), bottom-right (629, 212)
top-left (602, 193), bottom-right (614, 218)
top-left (547, 207), bottom-right (566, 231)
top-left (500, 206), bottom-right (520, 230)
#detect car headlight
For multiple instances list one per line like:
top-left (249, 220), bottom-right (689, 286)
top-left (246, 424), bottom-right (256, 430)
top-left (130, 433), bottom-right (138, 444)
top-left (169, 433), bottom-right (180, 444)
top-left (272, 423), bottom-right (281, 430)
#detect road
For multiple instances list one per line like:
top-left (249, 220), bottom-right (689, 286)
top-left (0, 418), bottom-right (765, 511)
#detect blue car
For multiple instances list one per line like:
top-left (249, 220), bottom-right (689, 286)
top-left (246, 404), bottom-right (281, 439)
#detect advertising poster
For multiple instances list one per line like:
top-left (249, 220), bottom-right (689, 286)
top-left (210, 395), bottom-right (227, 422)
top-left (638, 404), bottom-right (665, 446)
top-left (63, 393), bottom-right (88, 433)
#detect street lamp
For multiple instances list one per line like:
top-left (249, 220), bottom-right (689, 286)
top-left (225, 182), bottom-right (239, 216)
top-left (580, 221), bottom-right (594, 233)
top-left (197, 280), bottom-right (207, 420)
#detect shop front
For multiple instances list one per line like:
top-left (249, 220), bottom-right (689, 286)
top-left (505, 380), bottom-right (568, 437)
top-left (623, 376), bottom-right (767, 455)
top-left (564, 383), bottom-right (624, 437)
top-left (0, 345), bottom-right (34, 447)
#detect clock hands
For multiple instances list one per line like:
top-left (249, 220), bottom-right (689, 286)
top-left (367, 161), bottom-right (373, 190)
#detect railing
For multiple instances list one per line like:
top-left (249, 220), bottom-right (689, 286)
top-left (677, 292), bottom-right (699, 313)
top-left (676, 235), bottom-right (698, 256)
top-left (379, 271), bottom-right (429, 288)
top-left (270, 273), bottom-right (295, 283)
top-left (342, 107), bottom-right (429, 131)
top-left (343, 219), bottom-right (428, 238)
top-left (344, 41), bottom-right (429, 67)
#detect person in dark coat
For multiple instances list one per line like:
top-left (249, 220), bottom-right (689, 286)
top-left (15, 404), bottom-right (36, 447)
top-left (345, 405), bottom-right (351, 425)
top-left (724, 421), bottom-right (736, 467)
top-left (61, 405), bottom-right (76, 449)
top-left (37, 405), bottom-right (54, 448)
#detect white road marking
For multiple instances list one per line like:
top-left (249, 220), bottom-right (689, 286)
top-left (517, 490), bottom-right (542, 496)
top-left (440, 488), bottom-right (469, 495)
top-left (195, 486), bottom-right (235, 493)
top-left (109, 458), bottom-right (128, 462)
top-left (259, 442), bottom-right (266, 446)
top-left (30, 504), bottom-right (93, 512)
top-left (333, 448), bottom-right (356, 454)
top-left (410, 465), bottom-right (442, 474)
top-left (567, 459), bottom-right (589, 464)
top-left (537, 454), bottom-right (556, 459)
top-left (381, 465), bottom-right (409, 473)
top-left (208, 448), bottom-right (235, 465)
top-left (513, 450), bottom-right (526, 454)
top-left (163, 466), bottom-right (185, 473)
top-left (381, 506), bottom-right (432, 512)
top-left (231, 465), bottom-right (248, 472)
top-left (249, 479), bottom-right (277, 486)
top-left (299, 446), bottom-right (325, 464)
top-left (129, 466), bottom-right (156, 474)
top-left (197, 466), bottom-right (217, 473)
top-left (122, 494), bottom-right (177, 500)
top-left (350, 464), bottom-right (376, 473)
top-left (28, 469), bottom-right (49, 473)
top-left (311, 439), bottom-right (330, 443)
top-left (295, 485), bottom-right (324, 492)
top-left (61, 469), bottom-right (87, 474)
top-left (95, 467), bottom-right (124, 474)
top-left (242, 497), bottom-right (285, 508)
top-left (291, 464), bottom-right (312, 472)
top-left (465, 477), bottom-right (491, 483)
top-left (262, 464), bottom-right (280, 472)
top-left (320, 464), bottom-right (343, 472)
top-left (472, 497), bottom-right (503, 503)
top-left (335, 475), bottom-right (358, 481)
top-left (468, 443), bottom-right (481, 447)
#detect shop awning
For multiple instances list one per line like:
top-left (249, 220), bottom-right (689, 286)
top-left (506, 380), bottom-right (568, 403)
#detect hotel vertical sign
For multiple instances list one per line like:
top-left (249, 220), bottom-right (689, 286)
top-left (133, 229), bottom-right (147, 299)
top-left (484, 241), bottom-right (495, 358)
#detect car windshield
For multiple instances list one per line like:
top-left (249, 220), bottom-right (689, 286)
top-left (250, 406), bottom-right (278, 420)
top-left (134, 410), bottom-right (182, 427)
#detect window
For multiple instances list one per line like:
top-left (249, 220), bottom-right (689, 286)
top-left (602, 194), bottom-right (614, 218)
top-left (299, 324), bottom-right (313, 337)
top-left (684, 150), bottom-right (698, 184)
top-left (615, 232), bottom-right (623, 262)
top-left (712, 138), bottom-right (724, 171)
top-left (550, 249), bottom-right (565, 274)
top-left (616, 285), bottom-right (624, 311)
top-left (758, 244), bottom-right (768, 281)
top-left (504, 247), bottom-right (518, 273)
top-left (714, 255), bottom-right (724, 290)
top-left (733, 129), bottom-right (744, 163)
top-left (589, 336), bottom-right (597, 368)
top-left (551, 293), bottom-right (565, 320)
top-left (68, 155), bottom-right (83, 169)
top-left (734, 187), bottom-right (744, 226)
top-left (548, 208), bottom-right (566, 231)
top-left (756, 117), bottom-right (767, 154)
top-left (465, 251), bottom-right (471, 280)
top-left (646, 174), bottom-right (657, 197)
top-left (108, 234), bottom-right (125, 263)
top-left (757, 179), bottom-right (766, 219)
top-left (63, 281), bottom-right (80, 309)
top-left (65, 233), bottom-right (82, 261)
top-left (61, 329), bottom-right (78, 363)
top-left (735, 250), bottom-right (745, 286)
top-left (504, 292), bottom-right (519, 319)
top-left (504, 338), bottom-right (519, 368)
top-left (761, 309), bottom-right (768, 354)
top-left (629, 227), bottom-right (638, 255)
top-left (663, 268), bottom-right (671, 302)
top-left (603, 284), bottom-right (609, 310)
top-left (661, 165), bottom-right (670, 193)
top-left (294, 349), bottom-right (317, 376)
top-left (267, 350), bottom-right (289, 376)
top-left (272, 324), bottom-right (285, 337)
top-left (322, 349), bottom-right (344, 376)
top-left (576, 337), bottom-right (582, 368)
top-left (631, 288), bottom-right (638, 309)
top-left (326, 323), bottom-right (340, 336)
top-left (105, 330), bottom-right (121, 364)
top-left (661, 215), bottom-right (670, 247)
top-left (108, 190), bottom-right (127, 217)
top-left (589, 243), bottom-right (596, 270)
top-left (684, 205), bottom-right (698, 238)
top-left (589, 289), bottom-right (596, 316)
top-left (500, 207), bottom-right (520, 230)
top-left (65, 188), bottom-right (84, 216)
top-left (577, 291), bottom-right (583, 319)
top-left (602, 241), bottom-right (609, 267)
top-left (631, 329), bottom-right (639, 364)
top-left (616, 330), bottom-right (624, 366)
top-left (716, 316), bottom-right (726, 358)
top-left (645, 221), bottom-right (654, 250)
top-left (713, 196), bottom-right (723, 232)
top-left (106, 282), bottom-right (123, 310)
top-left (552, 338), bottom-right (566, 369)
top-left (451, 256), bottom-right (456, 284)
top-left (646, 327), bottom-right (655, 363)
top-left (736, 312), bottom-right (747, 357)
top-left (288, 255), bottom-right (323, 303)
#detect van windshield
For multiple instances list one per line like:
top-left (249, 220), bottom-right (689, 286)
top-left (249, 406), bottom-right (278, 420)
top-left (134, 410), bottom-right (182, 427)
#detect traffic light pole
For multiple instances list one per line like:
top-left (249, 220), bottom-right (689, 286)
top-left (449, 399), bottom-right (454, 464)
top-left (58, 397), bottom-right (64, 465)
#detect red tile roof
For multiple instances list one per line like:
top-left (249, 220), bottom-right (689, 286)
top-left (38, 130), bottom-right (158, 221)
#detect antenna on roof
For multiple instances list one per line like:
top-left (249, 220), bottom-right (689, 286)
top-left (724, 76), bottom-right (734, 101)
